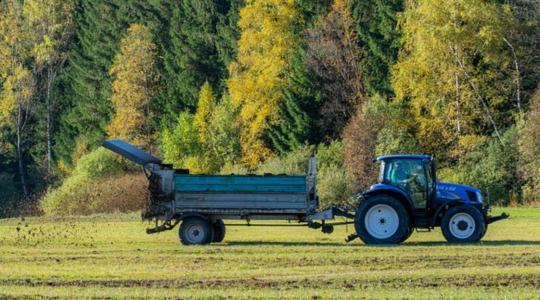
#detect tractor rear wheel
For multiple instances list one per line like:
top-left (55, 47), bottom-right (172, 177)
top-left (212, 219), bottom-right (226, 243)
top-left (179, 217), bottom-right (214, 245)
top-left (355, 195), bottom-right (411, 244)
top-left (441, 205), bottom-right (485, 243)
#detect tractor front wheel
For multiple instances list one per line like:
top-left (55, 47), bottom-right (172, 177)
top-left (441, 205), bottom-right (485, 243)
top-left (355, 195), bottom-right (411, 244)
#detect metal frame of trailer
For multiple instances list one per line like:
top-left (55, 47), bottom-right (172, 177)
top-left (103, 140), bottom-right (355, 243)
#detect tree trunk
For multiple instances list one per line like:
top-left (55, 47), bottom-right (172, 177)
top-left (16, 104), bottom-right (28, 197)
top-left (46, 68), bottom-right (53, 175)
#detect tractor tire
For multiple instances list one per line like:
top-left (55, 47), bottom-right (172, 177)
top-left (441, 205), bottom-right (485, 243)
top-left (179, 217), bottom-right (214, 245)
top-left (355, 195), bottom-right (411, 244)
top-left (212, 219), bottom-right (226, 243)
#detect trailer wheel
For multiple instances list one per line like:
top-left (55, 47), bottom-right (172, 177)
top-left (179, 217), bottom-right (214, 245)
top-left (355, 195), bottom-right (411, 244)
top-left (441, 206), bottom-right (485, 243)
top-left (212, 219), bottom-right (226, 243)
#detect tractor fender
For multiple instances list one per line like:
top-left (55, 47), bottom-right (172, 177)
top-left (430, 200), bottom-right (484, 227)
top-left (362, 184), bottom-right (415, 220)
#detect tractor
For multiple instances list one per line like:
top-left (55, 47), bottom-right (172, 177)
top-left (353, 154), bottom-right (509, 244)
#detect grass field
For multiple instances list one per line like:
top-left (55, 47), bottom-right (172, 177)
top-left (0, 207), bottom-right (539, 299)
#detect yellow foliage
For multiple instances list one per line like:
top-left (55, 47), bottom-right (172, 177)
top-left (392, 0), bottom-right (515, 160)
top-left (108, 23), bottom-right (158, 150)
top-left (23, 0), bottom-right (74, 67)
top-left (227, 0), bottom-right (301, 168)
top-left (193, 82), bottom-right (216, 144)
top-left (0, 0), bottom-right (36, 126)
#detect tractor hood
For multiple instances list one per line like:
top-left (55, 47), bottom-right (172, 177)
top-left (436, 182), bottom-right (483, 204)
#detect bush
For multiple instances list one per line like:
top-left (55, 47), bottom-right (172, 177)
top-left (249, 141), bottom-right (354, 207)
top-left (256, 145), bottom-right (313, 175)
top-left (519, 85), bottom-right (540, 204)
top-left (161, 97), bottom-right (241, 174)
top-left (438, 128), bottom-right (519, 205)
top-left (40, 148), bottom-right (144, 215)
top-left (317, 164), bottom-right (354, 208)
top-left (0, 172), bottom-right (20, 217)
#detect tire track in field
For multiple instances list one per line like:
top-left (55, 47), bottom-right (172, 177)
top-left (1, 273), bottom-right (539, 290)
top-left (3, 251), bottom-right (539, 270)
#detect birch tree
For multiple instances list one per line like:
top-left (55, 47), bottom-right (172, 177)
top-left (24, 0), bottom-right (74, 175)
top-left (0, 0), bottom-right (36, 197)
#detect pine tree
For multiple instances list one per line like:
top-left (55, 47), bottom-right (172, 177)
top-left (228, 0), bottom-right (302, 168)
top-left (107, 23), bottom-right (159, 150)
top-left (348, 0), bottom-right (403, 97)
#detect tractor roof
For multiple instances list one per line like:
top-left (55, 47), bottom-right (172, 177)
top-left (375, 154), bottom-right (432, 162)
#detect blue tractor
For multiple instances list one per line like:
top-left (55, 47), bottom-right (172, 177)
top-left (354, 154), bottom-right (509, 244)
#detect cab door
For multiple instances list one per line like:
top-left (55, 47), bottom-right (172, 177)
top-left (385, 159), bottom-right (429, 211)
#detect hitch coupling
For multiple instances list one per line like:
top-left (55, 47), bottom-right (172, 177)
top-left (487, 212), bottom-right (509, 224)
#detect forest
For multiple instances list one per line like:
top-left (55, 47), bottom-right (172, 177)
top-left (0, 0), bottom-right (539, 216)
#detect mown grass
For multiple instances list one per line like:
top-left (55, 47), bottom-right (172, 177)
top-left (0, 207), bottom-right (539, 299)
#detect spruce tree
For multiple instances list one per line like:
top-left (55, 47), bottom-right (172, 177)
top-left (266, 47), bottom-right (321, 154)
top-left (348, 0), bottom-right (403, 97)
top-left (54, 0), bottom-right (123, 162)
top-left (159, 0), bottom-right (241, 129)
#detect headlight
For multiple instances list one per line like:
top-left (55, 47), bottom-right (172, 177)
top-left (476, 191), bottom-right (483, 203)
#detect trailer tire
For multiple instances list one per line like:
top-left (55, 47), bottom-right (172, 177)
top-left (179, 217), bottom-right (214, 245)
top-left (441, 205), bottom-right (485, 243)
top-left (355, 195), bottom-right (411, 244)
top-left (212, 219), bottom-right (226, 243)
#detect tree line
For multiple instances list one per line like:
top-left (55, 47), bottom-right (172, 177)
top-left (1, 0), bottom-right (539, 216)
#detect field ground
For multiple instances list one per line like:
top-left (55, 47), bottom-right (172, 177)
top-left (0, 207), bottom-right (539, 299)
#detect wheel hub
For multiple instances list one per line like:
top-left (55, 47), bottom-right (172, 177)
top-left (457, 220), bottom-right (468, 231)
top-left (364, 204), bottom-right (399, 239)
top-left (449, 212), bottom-right (476, 239)
top-left (186, 224), bottom-right (205, 243)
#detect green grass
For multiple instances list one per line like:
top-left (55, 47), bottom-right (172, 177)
top-left (0, 207), bottom-right (539, 299)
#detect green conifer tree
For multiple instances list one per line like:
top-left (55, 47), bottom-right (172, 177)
top-left (348, 0), bottom-right (403, 97)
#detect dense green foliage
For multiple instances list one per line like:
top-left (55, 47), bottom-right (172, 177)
top-left (1, 0), bottom-right (539, 216)
top-left (348, 0), bottom-right (403, 96)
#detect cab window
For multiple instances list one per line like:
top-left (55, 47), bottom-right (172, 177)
top-left (384, 159), bottom-right (427, 209)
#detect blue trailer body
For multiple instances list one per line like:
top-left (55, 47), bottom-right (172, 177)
top-left (174, 175), bottom-right (307, 193)
top-left (171, 174), bottom-right (314, 213)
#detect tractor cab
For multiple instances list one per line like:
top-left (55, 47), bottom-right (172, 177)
top-left (376, 155), bottom-right (435, 213)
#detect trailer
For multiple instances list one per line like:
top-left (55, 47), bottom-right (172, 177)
top-left (103, 140), bottom-right (352, 245)
top-left (103, 139), bottom-right (508, 245)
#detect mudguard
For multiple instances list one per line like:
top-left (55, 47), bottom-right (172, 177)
top-left (362, 183), bottom-right (416, 214)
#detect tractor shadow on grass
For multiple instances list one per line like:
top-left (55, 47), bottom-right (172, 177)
top-left (403, 240), bottom-right (540, 247)
top-left (227, 241), bottom-right (357, 247)
top-left (227, 240), bottom-right (540, 247)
